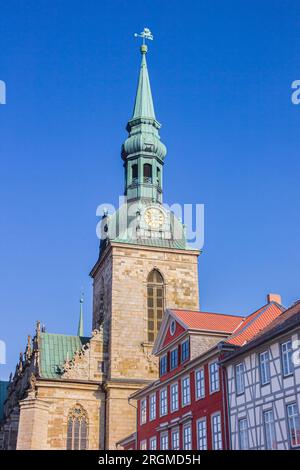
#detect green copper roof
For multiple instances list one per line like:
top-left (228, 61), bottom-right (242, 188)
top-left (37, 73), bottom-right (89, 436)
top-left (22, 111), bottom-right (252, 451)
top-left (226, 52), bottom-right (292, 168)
top-left (111, 237), bottom-right (189, 250)
top-left (98, 203), bottom-right (196, 255)
top-left (132, 46), bottom-right (155, 120)
top-left (0, 381), bottom-right (8, 420)
top-left (39, 333), bottom-right (90, 379)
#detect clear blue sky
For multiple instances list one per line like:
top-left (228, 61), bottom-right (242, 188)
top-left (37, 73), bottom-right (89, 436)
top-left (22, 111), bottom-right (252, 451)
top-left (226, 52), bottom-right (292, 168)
top-left (0, 0), bottom-right (299, 379)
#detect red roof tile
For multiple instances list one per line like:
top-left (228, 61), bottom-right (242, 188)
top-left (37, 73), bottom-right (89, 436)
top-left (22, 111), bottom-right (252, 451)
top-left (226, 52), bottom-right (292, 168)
top-left (247, 301), bottom-right (300, 343)
top-left (171, 309), bottom-right (244, 333)
top-left (225, 302), bottom-right (284, 346)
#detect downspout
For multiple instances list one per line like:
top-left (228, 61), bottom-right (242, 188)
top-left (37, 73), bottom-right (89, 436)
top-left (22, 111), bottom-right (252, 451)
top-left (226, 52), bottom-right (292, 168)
top-left (128, 396), bottom-right (138, 450)
top-left (222, 365), bottom-right (232, 450)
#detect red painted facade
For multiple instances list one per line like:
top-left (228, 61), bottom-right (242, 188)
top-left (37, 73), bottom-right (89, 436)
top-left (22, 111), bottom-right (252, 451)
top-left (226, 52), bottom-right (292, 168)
top-left (134, 343), bottom-right (228, 450)
top-left (119, 302), bottom-right (283, 451)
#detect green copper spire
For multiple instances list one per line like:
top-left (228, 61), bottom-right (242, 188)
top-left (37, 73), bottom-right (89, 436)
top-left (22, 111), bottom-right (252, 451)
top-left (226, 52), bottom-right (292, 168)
top-left (122, 30), bottom-right (167, 204)
top-left (132, 45), bottom-right (156, 120)
top-left (77, 295), bottom-right (84, 337)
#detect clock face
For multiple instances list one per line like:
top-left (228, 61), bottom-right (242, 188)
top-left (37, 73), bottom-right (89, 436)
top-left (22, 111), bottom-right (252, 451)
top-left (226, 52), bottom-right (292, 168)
top-left (144, 207), bottom-right (165, 229)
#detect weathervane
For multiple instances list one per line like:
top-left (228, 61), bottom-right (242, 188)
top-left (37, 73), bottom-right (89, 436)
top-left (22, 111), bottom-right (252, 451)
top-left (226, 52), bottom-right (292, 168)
top-left (134, 27), bottom-right (153, 46)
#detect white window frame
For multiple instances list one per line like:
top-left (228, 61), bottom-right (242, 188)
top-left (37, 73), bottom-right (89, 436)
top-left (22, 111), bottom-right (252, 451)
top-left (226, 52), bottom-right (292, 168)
top-left (149, 393), bottom-right (156, 421)
top-left (181, 339), bottom-right (189, 362)
top-left (160, 388), bottom-right (168, 417)
top-left (263, 409), bottom-right (276, 450)
top-left (281, 340), bottom-right (294, 377)
top-left (170, 347), bottom-right (179, 370)
top-left (235, 362), bottom-right (245, 395)
top-left (160, 431), bottom-right (168, 450)
top-left (195, 367), bottom-right (205, 400)
top-left (238, 418), bottom-right (249, 450)
top-left (183, 422), bottom-right (192, 450)
top-left (140, 439), bottom-right (147, 450)
top-left (286, 403), bottom-right (300, 448)
top-left (211, 412), bottom-right (222, 450)
top-left (209, 361), bottom-right (220, 393)
top-left (140, 398), bottom-right (147, 425)
top-left (181, 375), bottom-right (191, 407)
top-left (259, 350), bottom-right (270, 385)
top-left (171, 427), bottom-right (180, 450)
top-left (149, 436), bottom-right (157, 450)
top-left (170, 382), bottom-right (179, 412)
top-left (196, 417), bottom-right (207, 450)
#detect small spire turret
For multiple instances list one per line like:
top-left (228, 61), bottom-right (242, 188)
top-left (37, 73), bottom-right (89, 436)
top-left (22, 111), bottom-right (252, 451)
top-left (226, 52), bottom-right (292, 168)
top-left (77, 293), bottom-right (84, 337)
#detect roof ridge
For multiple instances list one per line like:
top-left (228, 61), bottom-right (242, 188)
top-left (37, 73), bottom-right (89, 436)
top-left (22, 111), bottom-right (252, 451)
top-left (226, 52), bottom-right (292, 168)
top-left (226, 302), bottom-right (282, 343)
top-left (172, 308), bottom-right (244, 319)
top-left (40, 332), bottom-right (91, 339)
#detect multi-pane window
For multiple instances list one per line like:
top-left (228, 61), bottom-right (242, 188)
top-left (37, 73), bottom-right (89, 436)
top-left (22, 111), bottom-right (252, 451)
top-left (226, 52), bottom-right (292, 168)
top-left (260, 351), bottom-right (271, 385)
top-left (197, 418), bottom-right (207, 450)
top-left (171, 428), bottom-right (180, 450)
top-left (147, 270), bottom-right (164, 342)
top-left (66, 405), bottom-right (88, 450)
top-left (195, 368), bottom-right (205, 399)
top-left (287, 403), bottom-right (300, 448)
top-left (140, 440), bottom-right (147, 450)
top-left (170, 348), bottom-right (178, 370)
top-left (212, 413), bottom-right (222, 450)
top-left (238, 418), bottom-right (249, 450)
top-left (181, 339), bottom-right (190, 362)
top-left (140, 398), bottom-right (147, 424)
top-left (160, 388), bottom-right (168, 416)
top-left (159, 355), bottom-right (167, 376)
top-left (182, 376), bottom-right (191, 406)
top-left (160, 432), bottom-right (168, 450)
top-left (263, 410), bottom-right (276, 449)
top-left (170, 382), bottom-right (179, 412)
top-left (209, 361), bottom-right (220, 393)
top-left (183, 423), bottom-right (192, 450)
top-left (281, 340), bottom-right (294, 376)
top-left (235, 363), bottom-right (245, 395)
top-left (149, 393), bottom-right (156, 421)
top-left (149, 437), bottom-right (157, 450)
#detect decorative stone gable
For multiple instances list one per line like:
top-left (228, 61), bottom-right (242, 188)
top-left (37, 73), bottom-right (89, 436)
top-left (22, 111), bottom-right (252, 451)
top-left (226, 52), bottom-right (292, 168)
top-left (62, 328), bottom-right (107, 382)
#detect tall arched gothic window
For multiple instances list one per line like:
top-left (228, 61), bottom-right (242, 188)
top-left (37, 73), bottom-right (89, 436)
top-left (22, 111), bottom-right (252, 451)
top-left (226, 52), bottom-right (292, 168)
top-left (147, 269), bottom-right (164, 342)
top-left (98, 277), bottom-right (105, 327)
top-left (66, 405), bottom-right (88, 450)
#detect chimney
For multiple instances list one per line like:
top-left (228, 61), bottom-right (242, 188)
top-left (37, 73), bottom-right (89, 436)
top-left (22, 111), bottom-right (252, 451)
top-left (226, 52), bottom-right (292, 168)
top-left (267, 293), bottom-right (282, 304)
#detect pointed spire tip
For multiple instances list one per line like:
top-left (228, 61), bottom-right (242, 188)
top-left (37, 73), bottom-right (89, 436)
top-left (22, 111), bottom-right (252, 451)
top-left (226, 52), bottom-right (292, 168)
top-left (77, 294), bottom-right (84, 336)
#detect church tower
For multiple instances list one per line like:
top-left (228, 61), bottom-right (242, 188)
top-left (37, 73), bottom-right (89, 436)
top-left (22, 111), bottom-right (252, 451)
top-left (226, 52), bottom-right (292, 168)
top-left (90, 32), bottom-right (200, 449)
